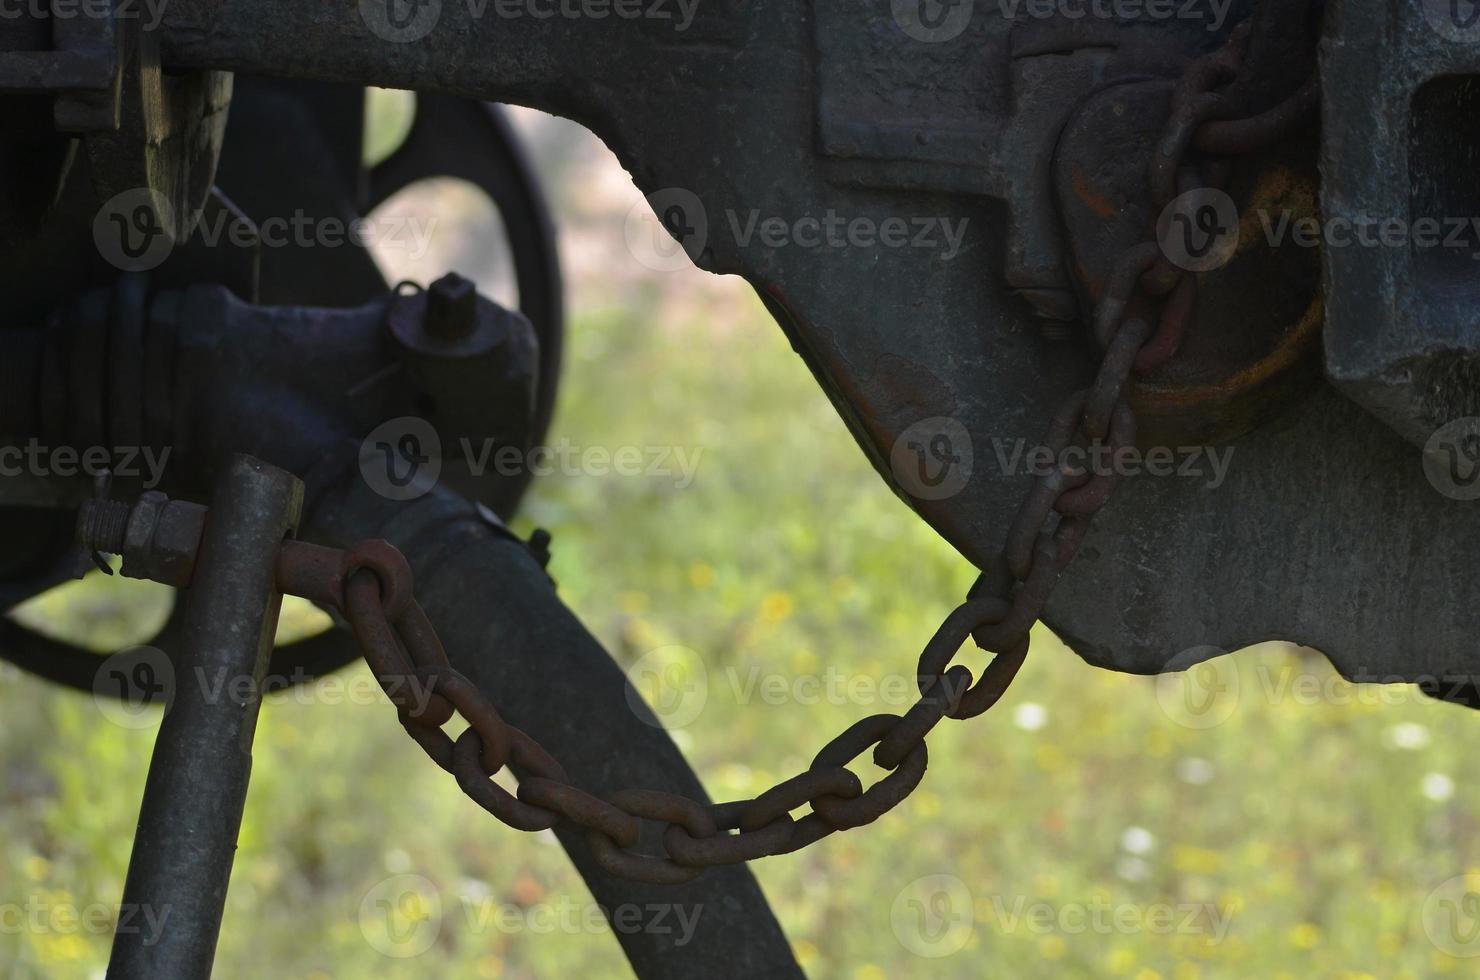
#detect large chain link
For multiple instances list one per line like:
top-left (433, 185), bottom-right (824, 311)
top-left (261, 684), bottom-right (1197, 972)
top-left (280, 7), bottom-right (1319, 884)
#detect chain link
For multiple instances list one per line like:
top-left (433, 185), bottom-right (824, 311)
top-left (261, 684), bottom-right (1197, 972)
top-left (273, 3), bottom-right (1319, 883)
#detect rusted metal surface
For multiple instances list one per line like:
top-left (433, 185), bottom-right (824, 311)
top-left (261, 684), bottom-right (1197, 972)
top-left (1322, 0), bottom-right (1480, 448)
top-left (73, 24), bottom-right (1313, 902)
top-left (1, 0), bottom-right (1478, 971)
top-left (3, 0), bottom-right (1475, 684)
top-left (124, 0), bottom-right (1476, 685)
top-left (309, 523), bottom-right (916, 881)
top-left (1054, 55), bottom-right (1325, 449)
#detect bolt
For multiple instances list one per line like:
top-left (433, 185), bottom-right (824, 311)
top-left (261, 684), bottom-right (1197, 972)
top-left (76, 498), bottom-right (131, 554)
top-left (75, 491), bottom-right (207, 587)
top-left (425, 272), bottom-right (478, 340)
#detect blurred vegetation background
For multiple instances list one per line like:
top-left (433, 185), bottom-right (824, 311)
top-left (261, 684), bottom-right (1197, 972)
top-left (1, 94), bottom-right (1477, 979)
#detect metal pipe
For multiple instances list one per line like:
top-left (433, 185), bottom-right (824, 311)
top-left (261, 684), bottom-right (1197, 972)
top-left (107, 455), bottom-right (304, 979)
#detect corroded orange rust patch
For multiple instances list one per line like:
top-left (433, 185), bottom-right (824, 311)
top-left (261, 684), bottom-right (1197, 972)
top-left (1071, 164), bottom-right (1120, 220)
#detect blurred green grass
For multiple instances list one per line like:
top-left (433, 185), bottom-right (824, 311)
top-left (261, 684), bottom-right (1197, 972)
top-left (2, 103), bottom-right (1478, 980)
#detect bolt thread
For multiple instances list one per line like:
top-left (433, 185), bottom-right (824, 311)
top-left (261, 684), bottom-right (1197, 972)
top-left (76, 499), bottom-right (131, 553)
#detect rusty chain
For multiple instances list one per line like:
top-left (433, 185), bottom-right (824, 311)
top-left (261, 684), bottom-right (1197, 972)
top-left (274, 7), bottom-right (1320, 884)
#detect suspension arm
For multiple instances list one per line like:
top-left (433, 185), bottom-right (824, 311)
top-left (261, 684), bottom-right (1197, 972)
top-left (299, 463), bottom-right (802, 978)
